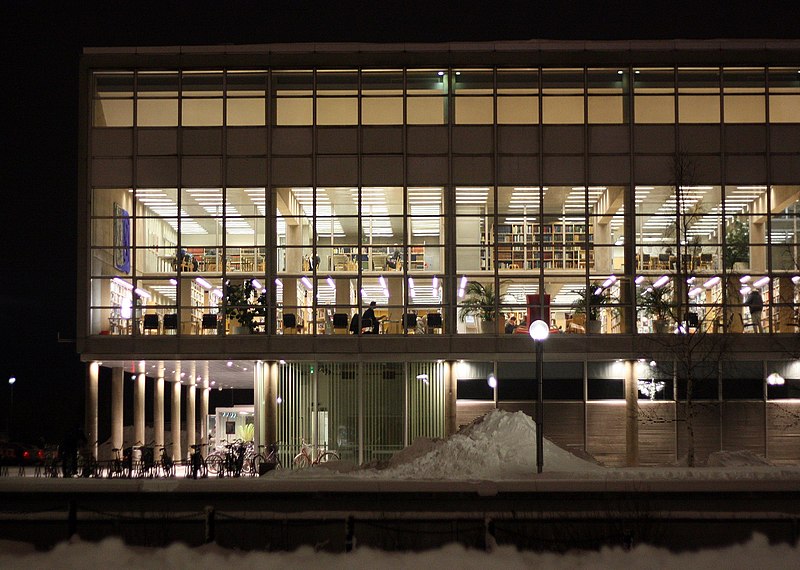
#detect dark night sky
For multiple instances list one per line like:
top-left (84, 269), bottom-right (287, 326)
top-left (2, 1), bottom-right (796, 443)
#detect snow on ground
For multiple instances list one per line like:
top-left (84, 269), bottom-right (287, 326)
top-left (270, 409), bottom-right (800, 481)
top-left (1, 533), bottom-right (797, 569)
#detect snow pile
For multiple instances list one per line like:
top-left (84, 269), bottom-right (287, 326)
top-left (2, 533), bottom-right (798, 568)
top-left (356, 409), bottom-right (602, 479)
top-left (706, 450), bottom-right (773, 467)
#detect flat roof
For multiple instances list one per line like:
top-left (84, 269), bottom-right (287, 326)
top-left (83, 39), bottom-right (800, 56)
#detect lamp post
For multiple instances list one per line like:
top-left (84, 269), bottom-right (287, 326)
top-left (7, 377), bottom-right (15, 440)
top-left (529, 320), bottom-right (549, 474)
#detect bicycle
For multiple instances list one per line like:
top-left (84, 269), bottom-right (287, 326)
top-left (293, 439), bottom-right (340, 469)
top-left (107, 446), bottom-right (126, 478)
top-left (135, 443), bottom-right (156, 478)
top-left (252, 442), bottom-right (282, 476)
top-left (188, 443), bottom-right (208, 479)
top-left (158, 445), bottom-right (175, 478)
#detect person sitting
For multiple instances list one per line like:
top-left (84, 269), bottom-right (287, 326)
top-left (361, 301), bottom-right (382, 334)
top-left (505, 315), bottom-right (518, 334)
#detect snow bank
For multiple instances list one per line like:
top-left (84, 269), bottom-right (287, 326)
top-left (365, 409), bottom-right (601, 479)
top-left (1, 533), bottom-right (797, 569)
top-left (273, 410), bottom-right (601, 480)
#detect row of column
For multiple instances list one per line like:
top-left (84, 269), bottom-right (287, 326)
top-left (84, 361), bottom-right (211, 461)
top-left (86, 359), bottom-right (638, 465)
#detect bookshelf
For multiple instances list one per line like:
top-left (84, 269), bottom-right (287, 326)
top-left (495, 222), bottom-right (593, 270)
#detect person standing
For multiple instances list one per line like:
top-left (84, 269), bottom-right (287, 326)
top-left (744, 288), bottom-right (764, 333)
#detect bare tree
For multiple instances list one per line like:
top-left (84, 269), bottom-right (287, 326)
top-left (635, 150), bottom-right (733, 467)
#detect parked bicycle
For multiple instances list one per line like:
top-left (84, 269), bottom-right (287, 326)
top-left (207, 440), bottom-right (247, 478)
top-left (293, 439), bottom-right (339, 468)
top-left (107, 446), bottom-right (127, 478)
top-left (158, 445), bottom-right (175, 478)
top-left (188, 443), bottom-right (208, 479)
top-left (251, 442), bottom-right (283, 475)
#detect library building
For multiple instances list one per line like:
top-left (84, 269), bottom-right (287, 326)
top-left (78, 40), bottom-right (800, 468)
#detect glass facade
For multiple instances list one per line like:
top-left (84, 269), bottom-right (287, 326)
top-left (88, 65), bottom-right (800, 337)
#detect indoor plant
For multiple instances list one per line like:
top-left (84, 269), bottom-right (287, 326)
top-left (637, 284), bottom-right (672, 334)
top-left (572, 284), bottom-right (614, 334)
top-left (458, 281), bottom-right (506, 333)
top-left (724, 217), bottom-right (750, 270)
top-left (224, 279), bottom-right (267, 334)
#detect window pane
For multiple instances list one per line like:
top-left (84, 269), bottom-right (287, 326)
top-left (407, 97), bottom-right (446, 124)
top-left (362, 97), bottom-right (402, 124)
top-left (678, 95), bottom-right (720, 123)
top-left (635, 96), bottom-right (675, 123)
top-left (724, 95), bottom-right (765, 123)
top-left (137, 99), bottom-right (178, 126)
top-left (588, 96), bottom-right (624, 123)
top-left (542, 96), bottom-right (584, 124)
top-left (316, 98), bottom-right (358, 125)
top-left (497, 96), bottom-right (538, 124)
top-left (227, 98), bottom-right (265, 126)
top-left (455, 97), bottom-right (493, 124)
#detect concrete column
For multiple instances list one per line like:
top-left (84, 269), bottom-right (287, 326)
top-left (111, 367), bottom-right (124, 452)
top-left (153, 361), bottom-right (165, 452)
top-left (444, 361), bottom-right (458, 436)
top-left (186, 362), bottom-right (196, 455)
top-left (750, 220), bottom-right (766, 273)
top-left (266, 361), bottom-right (279, 446)
top-left (200, 381), bottom-right (209, 448)
top-left (624, 361), bottom-right (639, 467)
top-left (85, 362), bottom-right (99, 459)
top-left (254, 361), bottom-right (265, 452)
top-left (171, 365), bottom-right (182, 462)
top-left (134, 361), bottom-right (146, 446)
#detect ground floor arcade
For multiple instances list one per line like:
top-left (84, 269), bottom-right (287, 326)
top-left (82, 354), bottom-right (800, 468)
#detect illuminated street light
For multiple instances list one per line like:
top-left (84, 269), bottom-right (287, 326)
top-left (529, 320), bottom-right (549, 474)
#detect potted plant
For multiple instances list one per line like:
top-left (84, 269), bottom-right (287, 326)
top-left (637, 284), bottom-right (672, 334)
top-left (572, 284), bottom-right (613, 334)
top-left (458, 281), bottom-right (506, 333)
top-left (724, 217), bottom-right (749, 271)
top-left (224, 279), bottom-right (267, 334)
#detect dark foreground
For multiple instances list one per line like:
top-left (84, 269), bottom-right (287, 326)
top-left (1, 477), bottom-right (799, 552)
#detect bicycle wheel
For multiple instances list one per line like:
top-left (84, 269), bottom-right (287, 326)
top-left (316, 451), bottom-right (340, 464)
top-left (293, 453), bottom-right (310, 469)
top-left (206, 453), bottom-right (223, 476)
top-left (161, 459), bottom-right (175, 478)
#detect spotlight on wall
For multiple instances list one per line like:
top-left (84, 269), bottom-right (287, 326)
top-left (416, 373), bottom-right (429, 385)
top-left (767, 372), bottom-right (785, 386)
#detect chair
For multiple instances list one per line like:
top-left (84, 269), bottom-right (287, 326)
top-left (360, 317), bottom-right (375, 334)
top-left (201, 313), bottom-right (218, 334)
top-left (163, 313), bottom-right (178, 334)
top-left (403, 313), bottom-right (418, 334)
top-left (658, 253), bottom-right (670, 269)
top-left (142, 314), bottom-right (160, 335)
top-left (426, 313), bottom-right (443, 334)
top-left (332, 313), bottom-right (349, 334)
top-left (699, 253), bottom-right (713, 270)
top-left (282, 313), bottom-right (297, 335)
top-left (567, 313), bottom-right (586, 333)
top-left (642, 254), bottom-right (651, 270)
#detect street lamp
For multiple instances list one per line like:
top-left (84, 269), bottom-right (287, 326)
top-left (529, 320), bottom-right (549, 474)
top-left (7, 377), bottom-right (15, 440)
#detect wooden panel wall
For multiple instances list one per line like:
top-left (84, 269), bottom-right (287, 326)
top-left (498, 402), bottom-right (586, 457)
top-left (456, 400), bottom-right (496, 431)
top-left (766, 402), bottom-right (800, 465)
top-left (638, 402), bottom-right (677, 466)
top-left (677, 403), bottom-right (721, 464)
top-left (721, 402), bottom-right (765, 456)
top-left (586, 402), bottom-right (626, 467)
